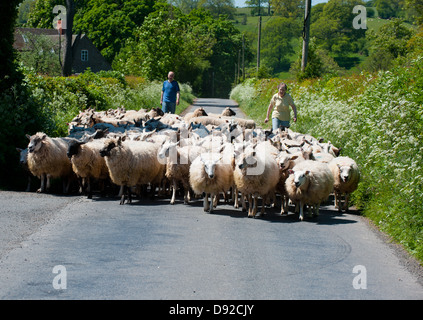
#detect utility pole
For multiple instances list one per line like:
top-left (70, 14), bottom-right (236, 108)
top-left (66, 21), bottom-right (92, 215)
top-left (242, 33), bottom-right (245, 81)
top-left (257, 0), bottom-right (261, 74)
top-left (301, 0), bottom-right (312, 72)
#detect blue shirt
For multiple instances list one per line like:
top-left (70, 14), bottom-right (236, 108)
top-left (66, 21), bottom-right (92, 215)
top-left (162, 80), bottom-right (180, 103)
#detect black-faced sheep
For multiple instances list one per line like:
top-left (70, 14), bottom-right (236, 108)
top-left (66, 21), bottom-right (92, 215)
top-left (26, 132), bottom-right (74, 193)
top-left (286, 160), bottom-right (334, 221)
top-left (328, 156), bottom-right (360, 212)
top-left (99, 136), bottom-right (165, 204)
top-left (67, 138), bottom-right (109, 199)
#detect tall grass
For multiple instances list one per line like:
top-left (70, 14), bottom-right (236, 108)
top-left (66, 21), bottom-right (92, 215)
top-left (230, 57), bottom-right (423, 262)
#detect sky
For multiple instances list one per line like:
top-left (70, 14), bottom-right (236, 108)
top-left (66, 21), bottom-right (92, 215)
top-left (233, 0), bottom-right (328, 7)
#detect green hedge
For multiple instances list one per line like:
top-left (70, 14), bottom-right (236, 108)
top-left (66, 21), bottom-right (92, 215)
top-left (1, 69), bottom-right (194, 190)
top-left (230, 56), bottom-right (423, 262)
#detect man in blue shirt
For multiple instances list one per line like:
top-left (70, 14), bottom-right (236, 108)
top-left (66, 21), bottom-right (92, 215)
top-left (160, 71), bottom-right (180, 114)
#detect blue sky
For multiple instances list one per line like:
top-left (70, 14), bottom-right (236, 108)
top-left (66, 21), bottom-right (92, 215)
top-left (233, 0), bottom-right (328, 7)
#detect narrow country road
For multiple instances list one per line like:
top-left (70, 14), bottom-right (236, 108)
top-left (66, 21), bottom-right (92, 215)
top-left (0, 98), bottom-right (422, 301)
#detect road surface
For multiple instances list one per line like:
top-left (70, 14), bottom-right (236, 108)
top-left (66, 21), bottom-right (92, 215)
top-left (0, 98), bottom-right (422, 301)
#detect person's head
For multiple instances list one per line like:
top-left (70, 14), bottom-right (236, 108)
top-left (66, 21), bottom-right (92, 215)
top-left (277, 82), bottom-right (287, 96)
top-left (167, 71), bottom-right (175, 81)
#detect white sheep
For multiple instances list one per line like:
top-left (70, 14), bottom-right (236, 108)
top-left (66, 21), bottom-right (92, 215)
top-left (26, 132), bottom-right (74, 193)
top-left (189, 147), bottom-right (234, 213)
top-left (158, 140), bottom-right (204, 205)
top-left (233, 140), bottom-right (279, 217)
top-left (99, 136), bottom-right (165, 204)
top-left (285, 160), bottom-right (334, 221)
top-left (67, 138), bottom-right (109, 199)
top-left (328, 156), bottom-right (360, 212)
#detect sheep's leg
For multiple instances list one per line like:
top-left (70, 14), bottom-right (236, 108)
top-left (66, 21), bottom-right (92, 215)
top-left (247, 194), bottom-right (253, 217)
top-left (25, 174), bottom-right (31, 192)
top-left (37, 174), bottom-right (46, 193)
top-left (313, 203), bottom-right (320, 217)
top-left (213, 193), bottom-right (218, 208)
top-left (233, 186), bottom-right (239, 208)
top-left (120, 186), bottom-right (126, 205)
top-left (86, 177), bottom-right (92, 199)
top-left (334, 191), bottom-right (339, 210)
top-left (204, 193), bottom-right (210, 212)
top-left (210, 193), bottom-right (216, 213)
top-left (343, 193), bottom-right (350, 212)
top-left (63, 176), bottom-right (71, 194)
top-left (170, 180), bottom-right (177, 205)
top-left (299, 201), bottom-right (304, 221)
top-left (46, 174), bottom-right (52, 192)
top-left (241, 193), bottom-right (247, 212)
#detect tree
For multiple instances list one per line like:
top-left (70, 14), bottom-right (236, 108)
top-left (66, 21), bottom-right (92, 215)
top-left (261, 16), bottom-right (300, 73)
top-left (310, 0), bottom-right (366, 56)
top-left (113, 6), bottom-right (249, 97)
top-left (197, 0), bottom-right (236, 18)
top-left (363, 18), bottom-right (414, 71)
top-left (271, 0), bottom-right (305, 19)
top-left (26, 0), bottom-right (157, 63)
top-left (17, 32), bottom-right (62, 75)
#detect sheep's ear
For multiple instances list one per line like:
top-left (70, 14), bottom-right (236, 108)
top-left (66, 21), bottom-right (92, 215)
top-left (25, 134), bottom-right (31, 140)
top-left (305, 170), bottom-right (310, 175)
top-left (290, 155), bottom-right (299, 161)
top-left (16, 147), bottom-right (23, 152)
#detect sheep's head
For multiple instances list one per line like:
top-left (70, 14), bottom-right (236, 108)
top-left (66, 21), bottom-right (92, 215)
top-left (100, 137), bottom-right (123, 157)
top-left (288, 169), bottom-right (310, 189)
top-left (16, 148), bottom-right (28, 165)
top-left (194, 107), bottom-right (208, 117)
top-left (67, 139), bottom-right (85, 158)
top-left (221, 107), bottom-right (236, 117)
top-left (158, 140), bottom-right (178, 159)
top-left (200, 153), bottom-right (221, 179)
top-left (276, 151), bottom-right (298, 171)
top-left (337, 164), bottom-right (353, 182)
top-left (236, 144), bottom-right (257, 170)
top-left (27, 132), bottom-right (47, 153)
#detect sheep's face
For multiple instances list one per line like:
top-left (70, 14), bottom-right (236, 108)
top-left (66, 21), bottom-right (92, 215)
top-left (201, 154), bottom-right (221, 179)
top-left (338, 164), bottom-right (352, 182)
top-left (237, 146), bottom-right (257, 170)
top-left (100, 139), bottom-right (119, 157)
top-left (67, 140), bottom-right (84, 158)
top-left (27, 133), bottom-right (47, 153)
top-left (277, 152), bottom-right (298, 171)
top-left (158, 141), bottom-right (177, 159)
top-left (16, 148), bottom-right (28, 165)
top-left (289, 169), bottom-right (310, 189)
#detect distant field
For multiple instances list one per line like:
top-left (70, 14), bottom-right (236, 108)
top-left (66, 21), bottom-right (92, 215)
top-left (230, 7), bottom-right (415, 77)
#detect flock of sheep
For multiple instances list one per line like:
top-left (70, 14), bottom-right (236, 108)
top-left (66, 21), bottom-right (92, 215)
top-left (18, 105), bottom-right (360, 221)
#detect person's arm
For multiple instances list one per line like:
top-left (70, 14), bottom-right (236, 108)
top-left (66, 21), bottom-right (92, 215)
top-left (291, 103), bottom-right (297, 122)
top-left (176, 91), bottom-right (180, 105)
top-left (264, 99), bottom-right (274, 123)
top-left (160, 90), bottom-right (164, 105)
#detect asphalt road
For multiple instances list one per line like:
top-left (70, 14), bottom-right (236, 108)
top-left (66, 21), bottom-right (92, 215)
top-left (1, 98), bottom-right (422, 300)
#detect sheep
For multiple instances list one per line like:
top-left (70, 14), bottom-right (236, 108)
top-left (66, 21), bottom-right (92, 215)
top-left (67, 138), bottom-right (109, 199)
top-left (99, 136), bottom-right (165, 204)
top-left (220, 116), bottom-right (256, 129)
top-left (189, 147), bottom-right (234, 213)
top-left (328, 156), bottom-right (360, 212)
top-left (16, 147), bottom-right (31, 192)
top-left (233, 140), bottom-right (279, 218)
top-left (184, 107), bottom-right (208, 123)
top-left (285, 160), bottom-right (334, 221)
top-left (158, 140), bottom-right (204, 205)
top-left (26, 132), bottom-right (74, 193)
